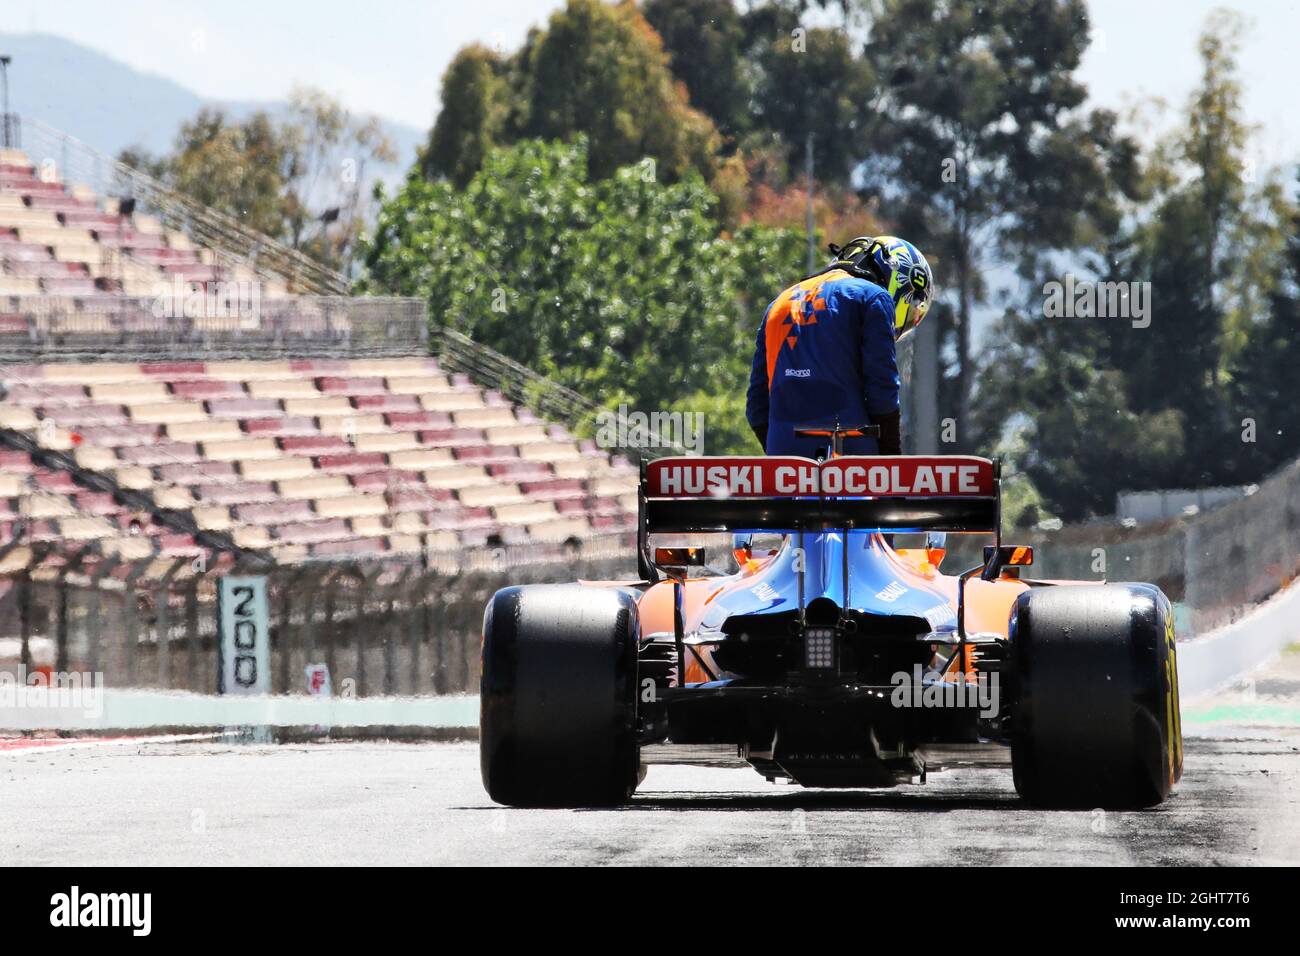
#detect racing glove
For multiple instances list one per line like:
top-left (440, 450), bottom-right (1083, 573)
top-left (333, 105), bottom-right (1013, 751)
top-left (868, 409), bottom-right (902, 456)
top-left (751, 422), bottom-right (768, 453)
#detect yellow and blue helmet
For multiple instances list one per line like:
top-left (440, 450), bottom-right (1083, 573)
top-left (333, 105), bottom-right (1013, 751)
top-left (832, 235), bottom-right (934, 340)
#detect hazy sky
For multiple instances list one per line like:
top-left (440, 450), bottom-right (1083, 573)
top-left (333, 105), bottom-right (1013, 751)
top-left (7, 0), bottom-right (1299, 169)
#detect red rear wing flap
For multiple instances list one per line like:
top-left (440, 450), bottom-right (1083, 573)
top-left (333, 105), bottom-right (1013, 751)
top-left (640, 455), bottom-right (999, 533)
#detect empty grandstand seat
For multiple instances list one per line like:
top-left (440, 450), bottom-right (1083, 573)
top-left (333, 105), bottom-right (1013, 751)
top-left (0, 242), bottom-right (57, 262)
top-left (0, 356), bottom-right (638, 564)
top-left (0, 277), bottom-right (41, 295)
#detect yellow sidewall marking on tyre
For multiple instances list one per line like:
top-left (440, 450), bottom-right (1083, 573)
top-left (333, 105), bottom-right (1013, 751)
top-left (1164, 611), bottom-right (1183, 782)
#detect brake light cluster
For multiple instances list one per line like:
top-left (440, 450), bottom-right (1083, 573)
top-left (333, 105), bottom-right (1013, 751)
top-left (804, 627), bottom-right (837, 670)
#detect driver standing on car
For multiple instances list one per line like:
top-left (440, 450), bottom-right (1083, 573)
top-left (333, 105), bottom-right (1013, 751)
top-left (746, 235), bottom-right (934, 458)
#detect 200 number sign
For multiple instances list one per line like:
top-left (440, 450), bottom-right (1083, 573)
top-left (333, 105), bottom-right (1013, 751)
top-left (218, 576), bottom-right (271, 695)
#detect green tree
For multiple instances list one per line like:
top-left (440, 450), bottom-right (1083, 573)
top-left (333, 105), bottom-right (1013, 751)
top-left (281, 86), bottom-right (396, 271)
top-left (1102, 10), bottom-right (1287, 486)
top-left (118, 87), bottom-right (394, 272)
top-left (421, 0), bottom-right (723, 187)
top-left (516, 0), bottom-right (720, 181)
top-left (972, 289), bottom-right (1187, 521)
top-left (419, 45), bottom-right (509, 188)
top-left (163, 108), bottom-right (295, 239)
top-left (862, 0), bottom-right (1138, 439)
top-left (1227, 170), bottom-right (1300, 479)
top-left (642, 0), bottom-right (750, 141)
top-left (970, 10), bottom-right (1297, 515)
top-left (361, 137), bottom-right (803, 451)
top-left (747, 20), bottom-right (877, 185)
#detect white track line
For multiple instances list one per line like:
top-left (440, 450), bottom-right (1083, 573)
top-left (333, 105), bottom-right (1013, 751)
top-left (0, 730), bottom-right (240, 754)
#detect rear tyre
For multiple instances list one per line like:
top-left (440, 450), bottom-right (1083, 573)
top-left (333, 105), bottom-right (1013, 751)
top-left (480, 584), bottom-right (640, 807)
top-left (1010, 584), bottom-right (1182, 808)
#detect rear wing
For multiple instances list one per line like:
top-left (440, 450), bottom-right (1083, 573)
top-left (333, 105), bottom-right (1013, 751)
top-left (637, 455), bottom-right (1010, 657)
top-left (638, 454), bottom-right (1000, 538)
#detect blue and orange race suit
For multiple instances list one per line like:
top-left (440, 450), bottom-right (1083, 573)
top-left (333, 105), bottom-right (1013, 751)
top-left (746, 268), bottom-right (900, 457)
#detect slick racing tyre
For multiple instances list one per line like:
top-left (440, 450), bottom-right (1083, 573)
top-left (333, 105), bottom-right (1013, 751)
top-left (480, 584), bottom-right (640, 807)
top-left (1009, 584), bottom-right (1182, 808)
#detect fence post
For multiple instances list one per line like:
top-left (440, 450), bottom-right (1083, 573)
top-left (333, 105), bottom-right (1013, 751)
top-left (185, 577), bottom-right (200, 692)
top-left (122, 562), bottom-right (149, 685)
top-left (408, 567), bottom-right (430, 695)
top-left (386, 567), bottom-right (417, 695)
top-left (55, 547), bottom-right (98, 675)
top-left (56, 568), bottom-right (70, 674)
top-left (282, 565), bottom-right (314, 694)
top-left (156, 559), bottom-right (186, 689)
top-left (303, 567), bottom-right (323, 667)
top-left (430, 582), bottom-right (448, 695)
top-left (18, 569), bottom-right (31, 676)
top-left (354, 566), bottom-right (382, 697)
top-left (85, 556), bottom-right (118, 679)
top-left (414, 544), bottom-right (434, 695)
top-left (276, 569), bottom-right (291, 694)
top-left (380, 571), bottom-right (395, 695)
top-left (323, 570), bottom-right (340, 690)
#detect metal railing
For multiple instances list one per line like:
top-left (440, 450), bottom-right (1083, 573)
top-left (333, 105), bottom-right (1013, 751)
top-left (431, 325), bottom-right (685, 459)
top-left (18, 117), bottom-right (349, 296)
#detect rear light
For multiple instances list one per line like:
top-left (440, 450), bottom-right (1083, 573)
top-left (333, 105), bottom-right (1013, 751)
top-left (804, 627), bottom-right (837, 670)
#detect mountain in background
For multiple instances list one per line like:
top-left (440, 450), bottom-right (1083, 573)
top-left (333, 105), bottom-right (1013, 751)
top-left (0, 32), bottom-right (424, 189)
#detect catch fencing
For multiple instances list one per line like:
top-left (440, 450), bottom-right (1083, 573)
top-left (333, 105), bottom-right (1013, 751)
top-left (0, 535), bottom-right (636, 697)
top-left (949, 454), bottom-right (1300, 635)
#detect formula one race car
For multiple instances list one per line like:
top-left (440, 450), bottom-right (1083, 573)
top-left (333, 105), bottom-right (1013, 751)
top-left (480, 427), bottom-right (1183, 809)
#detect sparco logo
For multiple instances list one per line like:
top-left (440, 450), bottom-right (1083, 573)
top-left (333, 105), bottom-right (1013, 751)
top-left (784, 368), bottom-right (811, 378)
top-left (49, 886), bottom-right (152, 936)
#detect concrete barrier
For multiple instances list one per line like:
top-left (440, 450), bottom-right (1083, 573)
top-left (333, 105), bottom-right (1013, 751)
top-left (0, 688), bottom-right (477, 732)
top-left (1177, 575), bottom-right (1300, 699)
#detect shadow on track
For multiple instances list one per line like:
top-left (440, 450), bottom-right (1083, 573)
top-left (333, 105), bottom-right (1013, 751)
top-left (453, 789), bottom-right (1026, 813)
top-left (617, 788), bottom-right (1025, 812)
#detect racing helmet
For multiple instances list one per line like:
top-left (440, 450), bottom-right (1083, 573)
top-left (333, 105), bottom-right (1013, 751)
top-left (831, 235), bottom-right (934, 340)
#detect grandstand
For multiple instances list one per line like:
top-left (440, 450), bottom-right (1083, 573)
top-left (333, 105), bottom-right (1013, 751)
top-left (0, 146), bottom-right (282, 302)
top-left (0, 140), bottom-right (640, 579)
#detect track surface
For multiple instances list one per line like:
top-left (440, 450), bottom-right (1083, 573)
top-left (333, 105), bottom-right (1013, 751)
top-left (2, 652), bottom-right (1298, 866)
top-left (0, 734), bottom-right (1293, 865)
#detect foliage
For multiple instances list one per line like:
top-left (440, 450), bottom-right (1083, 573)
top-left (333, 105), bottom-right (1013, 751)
top-left (972, 295), bottom-right (1188, 521)
top-left (423, 0), bottom-right (721, 187)
top-left (118, 86), bottom-right (394, 272)
top-left (1227, 170), bottom-right (1300, 480)
top-left (970, 10), bottom-right (1299, 518)
top-left (420, 46), bottom-right (509, 189)
top-left (747, 21), bottom-right (876, 185)
top-left (642, 0), bottom-right (750, 140)
top-left (361, 137), bottom-right (803, 450)
top-left (861, 0), bottom-right (1139, 434)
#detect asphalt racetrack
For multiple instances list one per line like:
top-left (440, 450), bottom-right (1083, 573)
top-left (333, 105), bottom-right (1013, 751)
top-left (2, 652), bottom-right (1297, 866)
top-left (1, 739), bottom-right (1295, 866)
